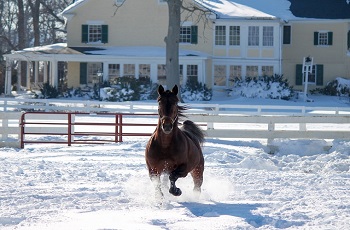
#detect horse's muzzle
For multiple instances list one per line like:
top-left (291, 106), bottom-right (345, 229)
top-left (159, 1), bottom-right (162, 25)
top-left (161, 116), bottom-right (175, 134)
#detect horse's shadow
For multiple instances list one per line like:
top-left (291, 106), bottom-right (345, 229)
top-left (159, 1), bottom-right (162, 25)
top-left (180, 202), bottom-right (305, 229)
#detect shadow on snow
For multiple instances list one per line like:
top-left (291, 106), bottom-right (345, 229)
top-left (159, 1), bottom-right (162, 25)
top-left (180, 202), bottom-right (305, 229)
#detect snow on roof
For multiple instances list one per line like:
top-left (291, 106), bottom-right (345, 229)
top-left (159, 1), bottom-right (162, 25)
top-left (22, 43), bottom-right (68, 52)
top-left (61, 0), bottom-right (86, 15)
top-left (195, 0), bottom-right (297, 20)
top-left (13, 43), bottom-right (209, 58)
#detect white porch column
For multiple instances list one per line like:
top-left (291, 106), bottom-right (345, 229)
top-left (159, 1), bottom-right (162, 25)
top-left (51, 60), bottom-right (58, 88)
top-left (135, 63), bottom-right (139, 79)
top-left (103, 62), bottom-right (108, 82)
top-left (26, 62), bottom-right (31, 90)
top-left (17, 61), bottom-right (22, 92)
top-left (4, 60), bottom-right (12, 95)
top-left (183, 64), bottom-right (188, 85)
top-left (34, 61), bottom-right (39, 84)
top-left (43, 61), bottom-right (48, 83)
top-left (150, 63), bottom-right (157, 83)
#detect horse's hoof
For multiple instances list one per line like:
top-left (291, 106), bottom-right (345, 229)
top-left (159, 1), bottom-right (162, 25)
top-left (169, 187), bottom-right (182, 196)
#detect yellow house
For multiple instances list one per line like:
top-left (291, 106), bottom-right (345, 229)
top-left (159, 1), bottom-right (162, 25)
top-left (4, 0), bottom-right (350, 94)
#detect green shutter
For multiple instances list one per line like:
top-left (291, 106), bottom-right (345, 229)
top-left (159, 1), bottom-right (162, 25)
top-left (283, 26), bottom-right (291, 44)
top-left (316, 64), bottom-right (324, 86)
top-left (296, 64), bottom-right (303, 85)
top-left (314, 32), bottom-right (319, 45)
top-left (82, 25), bottom-right (89, 43)
top-left (328, 32), bottom-right (333, 45)
top-left (191, 25), bottom-right (198, 44)
top-left (102, 25), bottom-right (108, 43)
top-left (80, 62), bottom-right (87, 84)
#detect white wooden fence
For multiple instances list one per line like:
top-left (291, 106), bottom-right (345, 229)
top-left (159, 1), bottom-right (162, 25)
top-left (2, 110), bottom-right (350, 148)
top-left (2, 97), bottom-right (350, 115)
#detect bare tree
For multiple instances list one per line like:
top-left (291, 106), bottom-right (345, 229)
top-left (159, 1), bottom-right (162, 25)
top-left (0, 0), bottom-right (70, 93)
top-left (28, 0), bottom-right (41, 46)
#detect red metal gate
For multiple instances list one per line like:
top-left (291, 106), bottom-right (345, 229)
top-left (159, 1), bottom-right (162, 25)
top-left (20, 112), bottom-right (158, 148)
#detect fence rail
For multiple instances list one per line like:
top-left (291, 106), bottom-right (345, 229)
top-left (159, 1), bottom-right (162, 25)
top-left (1, 110), bottom-right (350, 148)
top-left (2, 98), bottom-right (350, 115)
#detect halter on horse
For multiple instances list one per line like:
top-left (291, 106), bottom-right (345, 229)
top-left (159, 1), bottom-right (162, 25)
top-left (145, 85), bottom-right (205, 197)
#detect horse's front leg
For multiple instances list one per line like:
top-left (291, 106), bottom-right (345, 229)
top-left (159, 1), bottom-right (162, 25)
top-left (169, 164), bottom-right (187, 196)
top-left (149, 169), bottom-right (163, 199)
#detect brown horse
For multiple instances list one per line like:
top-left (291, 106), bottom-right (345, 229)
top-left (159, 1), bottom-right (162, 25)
top-left (145, 85), bottom-right (205, 198)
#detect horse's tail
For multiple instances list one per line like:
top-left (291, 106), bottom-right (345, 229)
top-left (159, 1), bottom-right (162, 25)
top-left (181, 120), bottom-right (205, 145)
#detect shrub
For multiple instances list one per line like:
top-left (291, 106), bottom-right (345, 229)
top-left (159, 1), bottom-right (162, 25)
top-left (231, 74), bottom-right (294, 100)
top-left (181, 78), bottom-right (213, 101)
top-left (310, 77), bottom-right (350, 96)
top-left (36, 82), bottom-right (60, 99)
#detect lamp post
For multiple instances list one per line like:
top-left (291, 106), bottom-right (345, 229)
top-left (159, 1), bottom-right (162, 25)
top-left (302, 56), bottom-right (313, 102)
top-left (96, 69), bottom-right (103, 100)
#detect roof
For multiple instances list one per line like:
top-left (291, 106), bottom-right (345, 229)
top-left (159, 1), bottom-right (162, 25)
top-left (62, 0), bottom-right (350, 21)
top-left (196, 0), bottom-right (350, 21)
top-left (289, 0), bottom-right (350, 19)
top-left (4, 43), bottom-right (210, 61)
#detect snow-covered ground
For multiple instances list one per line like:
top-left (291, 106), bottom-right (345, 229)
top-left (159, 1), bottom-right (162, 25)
top-left (1, 93), bottom-right (350, 229)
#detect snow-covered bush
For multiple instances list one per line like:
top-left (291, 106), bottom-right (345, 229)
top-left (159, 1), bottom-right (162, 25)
top-left (181, 78), bottom-right (212, 101)
top-left (310, 77), bottom-right (350, 96)
top-left (231, 74), bottom-right (294, 100)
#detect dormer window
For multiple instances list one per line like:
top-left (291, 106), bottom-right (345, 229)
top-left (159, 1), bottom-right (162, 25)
top-left (81, 24), bottom-right (108, 44)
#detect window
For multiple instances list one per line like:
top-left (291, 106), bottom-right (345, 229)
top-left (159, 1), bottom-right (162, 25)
top-left (246, 66), bottom-right (258, 77)
top-left (82, 24), bottom-right (108, 43)
top-left (139, 64), bottom-right (150, 83)
top-left (229, 65), bottom-right (241, 86)
top-left (123, 64), bottom-right (135, 77)
top-left (262, 66), bottom-right (274, 77)
top-left (229, 26), bottom-right (240, 46)
top-left (187, 65), bottom-right (198, 82)
top-left (263, 26), bottom-right (274, 46)
top-left (180, 25), bottom-right (198, 44)
top-left (157, 64), bottom-right (166, 85)
top-left (89, 25), bottom-right (102, 43)
top-left (180, 26), bottom-right (192, 43)
top-left (283, 25), bottom-right (291, 44)
top-left (215, 26), bottom-right (226, 46)
top-left (296, 64), bottom-right (324, 86)
top-left (109, 64), bottom-right (120, 76)
top-left (314, 31), bottom-right (333, 46)
top-left (214, 65), bottom-right (226, 86)
top-left (88, 62), bottom-right (102, 85)
top-left (108, 64), bottom-right (120, 84)
top-left (304, 65), bottom-right (316, 84)
top-left (248, 26), bottom-right (259, 46)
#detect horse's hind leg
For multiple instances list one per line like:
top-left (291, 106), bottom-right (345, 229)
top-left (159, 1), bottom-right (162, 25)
top-left (191, 159), bottom-right (204, 193)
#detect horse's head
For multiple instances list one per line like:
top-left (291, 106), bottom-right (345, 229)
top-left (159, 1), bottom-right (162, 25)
top-left (157, 85), bottom-right (179, 134)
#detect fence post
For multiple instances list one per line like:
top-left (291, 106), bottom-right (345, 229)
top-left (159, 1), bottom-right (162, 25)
top-left (20, 113), bottom-right (25, 148)
top-left (267, 121), bottom-right (275, 146)
top-left (115, 114), bottom-right (119, 142)
top-left (68, 113), bottom-right (72, 146)
top-left (119, 114), bottom-right (123, 142)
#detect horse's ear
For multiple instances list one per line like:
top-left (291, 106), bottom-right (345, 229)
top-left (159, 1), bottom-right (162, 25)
top-left (172, 85), bottom-right (178, 95)
top-left (158, 85), bottom-right (165, 95)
